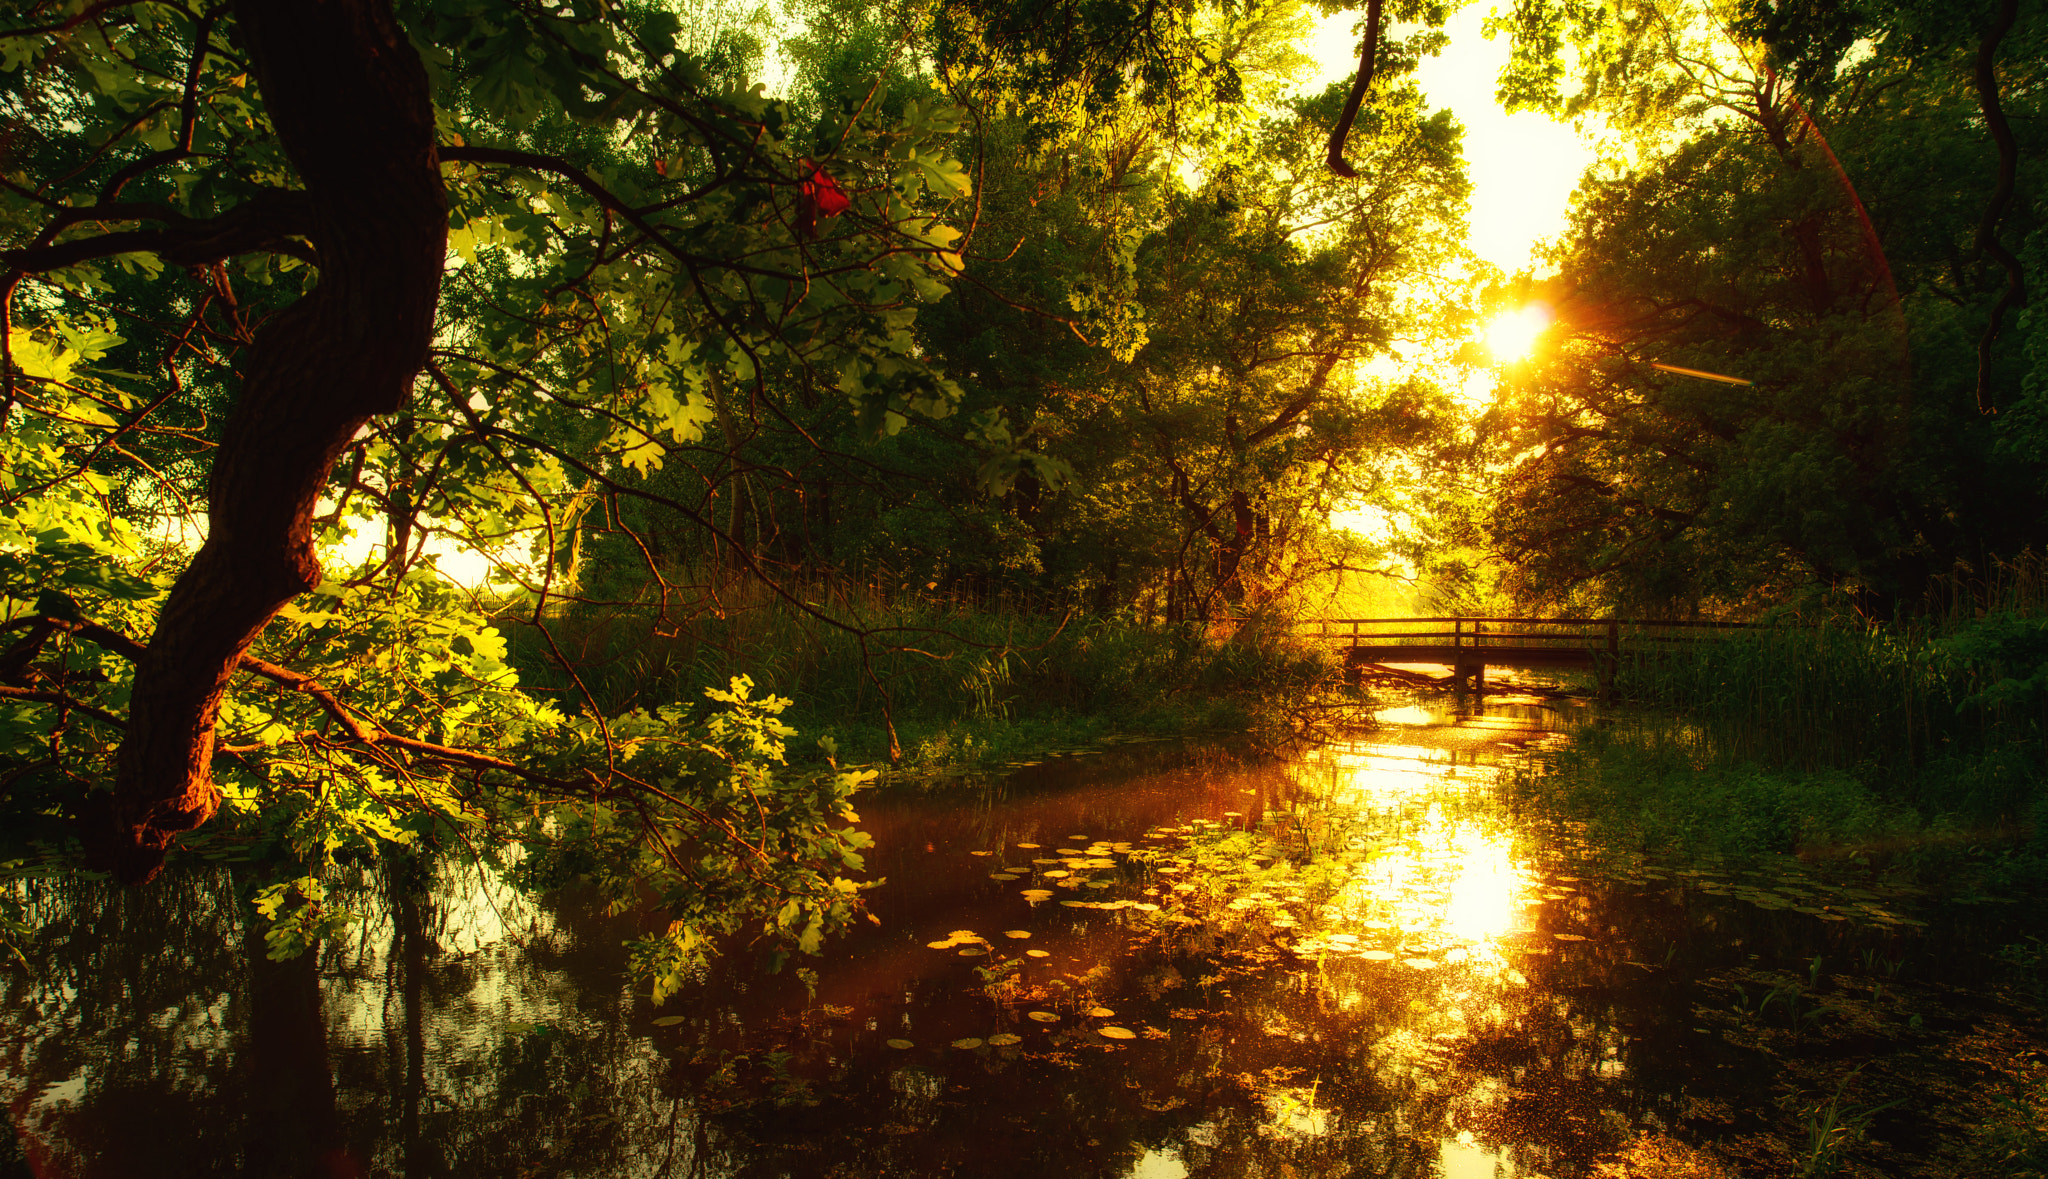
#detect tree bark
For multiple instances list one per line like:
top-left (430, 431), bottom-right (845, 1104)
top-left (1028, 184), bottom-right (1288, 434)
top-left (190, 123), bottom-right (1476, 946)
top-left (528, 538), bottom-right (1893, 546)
top-left (1973, 0), bottom-right (2025, 414)
top-left (99, 0), bottom-right (446, 884)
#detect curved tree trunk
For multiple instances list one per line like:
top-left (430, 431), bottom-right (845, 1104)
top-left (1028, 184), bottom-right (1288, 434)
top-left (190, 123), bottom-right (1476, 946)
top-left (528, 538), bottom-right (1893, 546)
top-left (99, 0), bottom-right (446, 884)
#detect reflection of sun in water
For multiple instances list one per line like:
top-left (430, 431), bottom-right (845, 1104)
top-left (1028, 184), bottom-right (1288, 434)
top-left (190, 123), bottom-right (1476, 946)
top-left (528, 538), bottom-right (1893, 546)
top-left (1485, 305), bottom-right (1551, 362)
top-left (1442, 823), bottom-right (1520, 942)
top-left (1306, 748), bottom-right (1538, 963)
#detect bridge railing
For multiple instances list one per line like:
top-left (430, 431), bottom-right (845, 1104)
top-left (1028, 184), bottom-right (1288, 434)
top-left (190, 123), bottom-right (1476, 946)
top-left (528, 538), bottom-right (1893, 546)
top-left (1297, 616), bottom-right (1756, 658)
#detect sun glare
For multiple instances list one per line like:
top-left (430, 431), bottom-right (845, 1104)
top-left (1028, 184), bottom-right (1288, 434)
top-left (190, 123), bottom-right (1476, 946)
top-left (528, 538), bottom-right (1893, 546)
top-left (1485, 305), bottom-right (1550, 362)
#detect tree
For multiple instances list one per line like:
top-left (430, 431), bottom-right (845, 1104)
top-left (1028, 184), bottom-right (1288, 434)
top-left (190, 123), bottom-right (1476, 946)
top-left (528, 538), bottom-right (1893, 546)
top-left (1, 0), bottom-right (976, 981)
top-left (1479, 0), bottom-right (2047, 611)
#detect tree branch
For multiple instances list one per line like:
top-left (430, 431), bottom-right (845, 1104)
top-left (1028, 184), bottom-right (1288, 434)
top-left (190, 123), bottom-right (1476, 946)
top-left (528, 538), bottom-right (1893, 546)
top-left (1, 191), bottom-right (316, 274)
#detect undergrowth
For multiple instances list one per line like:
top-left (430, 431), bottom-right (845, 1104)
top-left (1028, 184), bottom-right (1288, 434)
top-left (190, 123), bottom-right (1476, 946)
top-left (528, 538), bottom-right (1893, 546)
top-left (1522, 553), bottom-right (2048, 892)
top-left (499, 586), bottom-right (1341, 770)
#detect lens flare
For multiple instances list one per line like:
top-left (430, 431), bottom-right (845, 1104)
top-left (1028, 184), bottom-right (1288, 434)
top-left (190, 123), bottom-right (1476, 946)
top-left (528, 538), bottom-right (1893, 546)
top-left (1484, 305), bottom-right (1550, 361)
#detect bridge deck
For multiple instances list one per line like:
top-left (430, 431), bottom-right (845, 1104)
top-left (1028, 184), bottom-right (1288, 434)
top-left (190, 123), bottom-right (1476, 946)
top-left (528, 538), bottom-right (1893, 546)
top-left (1337, 644), bottom-right (1599, 669)
top-left (1296, 616), bottom-right (1756, 685)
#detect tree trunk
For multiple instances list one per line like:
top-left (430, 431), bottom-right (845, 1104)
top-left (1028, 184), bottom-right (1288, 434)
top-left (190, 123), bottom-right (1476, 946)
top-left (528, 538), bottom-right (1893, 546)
top-left (99, 0), bottom-right (446, 884)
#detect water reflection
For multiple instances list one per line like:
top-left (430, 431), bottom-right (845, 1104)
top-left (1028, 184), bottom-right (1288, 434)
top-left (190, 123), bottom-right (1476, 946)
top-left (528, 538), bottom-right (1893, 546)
top-left (2, 697), bottom-right (1982, 1177)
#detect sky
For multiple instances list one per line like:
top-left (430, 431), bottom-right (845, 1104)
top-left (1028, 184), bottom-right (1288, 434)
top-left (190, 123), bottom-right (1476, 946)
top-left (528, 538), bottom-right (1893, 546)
top-left (1304, 5), bottom-right (1596, 274)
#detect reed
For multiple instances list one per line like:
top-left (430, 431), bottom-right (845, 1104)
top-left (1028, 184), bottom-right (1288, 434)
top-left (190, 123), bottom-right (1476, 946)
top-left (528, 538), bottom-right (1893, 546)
top-left (1612, 554), bottom-right (2048, 808)
top-left (496, 577), bottom-right (1339, 766)
top-left (1522, 553), bottom-right (2048, 877)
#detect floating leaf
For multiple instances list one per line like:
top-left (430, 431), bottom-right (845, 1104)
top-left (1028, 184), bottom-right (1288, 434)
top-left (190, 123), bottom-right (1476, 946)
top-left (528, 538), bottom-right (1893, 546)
top-left (970, 850), bottom-right (992, 857)
top-left (925, 940), bottom-right (956, 950)
top-left (1025, 949), bottom-right (1051, 958)
top-left (1003, 929), bottom-right (1032, 939)
top-left (1026, 1011), bottom-right (1059, 1022)
top-left (1098, 1026), bottom-right (1137, 1040)
top-left (951, 1037), bottom-right (984, 1050)
top-left (958, 947), bottom-right (989, 957)
top-left (652, 1015), bottom-right (687, 1027)
top-left (885, 1038), bottom-right (915, 1049)
top-left (1087, 1006), bottom-right (1114, 1017)
top-left (1360, 950), bottom-right (1396, 961)
top-left (990, 873), bottom-right (1019, 881)
top-left (1020, 889), bottom-right (1054, 900)
top-left (987, 1033), bottom-right (1021, 1047)
top-left (1015, 843), bottom-right (1041, 849)
top-left (1553, 933), bottom-right (1588, 942)
top-left (1042, 870), bottom-right (1070, 879)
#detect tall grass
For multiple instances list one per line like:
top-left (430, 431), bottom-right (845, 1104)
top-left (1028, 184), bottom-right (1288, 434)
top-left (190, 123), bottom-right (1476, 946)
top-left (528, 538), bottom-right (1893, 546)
top-left (1547, 553), bottom-right (2048, 873)
top-left (1614, 553), bottom-right (2047, 797)
top-left (497, 579), bottom-right (1341, 765)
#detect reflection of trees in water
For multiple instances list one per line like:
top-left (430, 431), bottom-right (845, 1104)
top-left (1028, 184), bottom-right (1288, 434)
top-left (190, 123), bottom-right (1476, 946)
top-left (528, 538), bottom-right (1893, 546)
top-left (3, 861), bottom-right (696, 1177)
top-left (4, 773), bottom-right (1717, 1179)
top-left (4, 871), bottom-right (247, 1177)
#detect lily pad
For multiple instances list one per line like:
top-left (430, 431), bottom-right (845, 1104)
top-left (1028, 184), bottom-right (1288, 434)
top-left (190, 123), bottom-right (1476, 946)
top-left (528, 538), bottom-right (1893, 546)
top-left (1026, 1011), bottom-right (1060, 1023)
top-left (1025, 949), bottom-right (1051, 958)
top-left (987, 1033), bottom-right (1022, 1047)
top-left (885, 1039), bottom-right (915, 1049)
top-left (970, 850), bottom-right (992, 857)
top-left (1042, 870), bottom-right (1070, 879)
top-left (958, 947), bottom-right (989, 957)
top-left (1015, 843), bottom-right (1041, 849)
top-left (1098, 1026), bottom-right (1137, 1040)
top-left (1003, 929), bottom-right (1032, 939)
top-left (1359, 950), bottom-right (1396, 961)
top-left (951, 1038), bottom-right (984, 1050)
top-left (1087, 1006), bottom-right (1115, 1017)
top-left (1553, 933), bottom-right (1588, 942)
top-left (990, 873), bottom-right (1019, 881)
top-left (1020, 889), bottom-right (1054, 900)
top-left (926, 940), bottom-right (957, 950)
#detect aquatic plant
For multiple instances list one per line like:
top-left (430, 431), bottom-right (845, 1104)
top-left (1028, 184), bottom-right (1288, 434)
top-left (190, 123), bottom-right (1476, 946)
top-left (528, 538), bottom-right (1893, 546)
top-left (1798, 1068), bottom-right (1902, 1178)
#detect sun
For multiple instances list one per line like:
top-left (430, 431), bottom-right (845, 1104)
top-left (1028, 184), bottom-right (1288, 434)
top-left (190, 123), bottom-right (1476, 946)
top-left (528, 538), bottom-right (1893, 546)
top-left (1485, 305), bottom-right (1551, 362)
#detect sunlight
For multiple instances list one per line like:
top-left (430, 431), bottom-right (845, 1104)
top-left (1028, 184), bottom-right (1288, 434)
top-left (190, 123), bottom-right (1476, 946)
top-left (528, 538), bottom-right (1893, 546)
top-left (1304, 6), bottom-right (1598, 273)
top-left (1485, 305), bottom-right (1550, 362)
top-left (1308, 747), bottom-right (1538, 965)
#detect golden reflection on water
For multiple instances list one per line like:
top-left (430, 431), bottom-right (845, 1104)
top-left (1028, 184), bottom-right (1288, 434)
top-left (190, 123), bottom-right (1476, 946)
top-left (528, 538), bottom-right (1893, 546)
top-left (1302, 745), bottom-right (1539, 966)
top-left (1279, 737), bottom-right (1552, 1176)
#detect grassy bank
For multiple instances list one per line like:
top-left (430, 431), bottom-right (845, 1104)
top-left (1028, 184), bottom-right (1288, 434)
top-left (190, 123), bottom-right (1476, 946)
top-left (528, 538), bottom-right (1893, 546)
top-left (1519, 559), bottom-right (2048, 892)
top-left (500, 589), bottom-right (1344, 773)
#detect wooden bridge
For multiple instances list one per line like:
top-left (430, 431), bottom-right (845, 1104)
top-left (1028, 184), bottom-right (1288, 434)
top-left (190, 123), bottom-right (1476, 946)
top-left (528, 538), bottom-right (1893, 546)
top-left (1299, 617), bottom-right (1755, 692)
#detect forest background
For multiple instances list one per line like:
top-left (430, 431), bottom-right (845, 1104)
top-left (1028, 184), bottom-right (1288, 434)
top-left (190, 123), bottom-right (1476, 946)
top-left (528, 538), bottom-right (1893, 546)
top-left (2, 0), bottom-right (2045, 976)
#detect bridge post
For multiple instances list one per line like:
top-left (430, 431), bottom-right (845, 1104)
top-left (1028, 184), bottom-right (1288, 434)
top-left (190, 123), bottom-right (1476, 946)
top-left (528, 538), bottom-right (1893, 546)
top-left (1451, 618), bottom-right (1464, 693)
top-left (1598, 618), bottom-right (1619, 700)
top-left (1473, 620), bottom-right (1486, 695)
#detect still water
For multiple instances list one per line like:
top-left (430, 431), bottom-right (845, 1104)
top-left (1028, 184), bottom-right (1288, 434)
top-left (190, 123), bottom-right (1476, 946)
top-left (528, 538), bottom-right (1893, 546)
top-left (0, 695), bottom-right (2007, 1177)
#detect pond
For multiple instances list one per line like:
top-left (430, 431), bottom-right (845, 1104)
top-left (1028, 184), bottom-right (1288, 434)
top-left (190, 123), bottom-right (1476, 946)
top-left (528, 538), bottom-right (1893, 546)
top-left (2, 693), bottom-right (2038, 1177)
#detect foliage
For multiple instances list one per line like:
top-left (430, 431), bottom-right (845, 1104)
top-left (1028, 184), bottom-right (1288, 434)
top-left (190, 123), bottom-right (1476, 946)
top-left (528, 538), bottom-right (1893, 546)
top-left (502, 588), bottom-right (1343, 767)
top-left (0, 0), bottom-right (973, 977)
top-left (1480, 0), bottom-right (2047, 613)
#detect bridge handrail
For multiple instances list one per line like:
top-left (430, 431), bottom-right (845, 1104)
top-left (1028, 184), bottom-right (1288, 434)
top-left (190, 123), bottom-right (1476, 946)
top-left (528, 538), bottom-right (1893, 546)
top-left (1302, 616), bottom-right (1758, 628)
